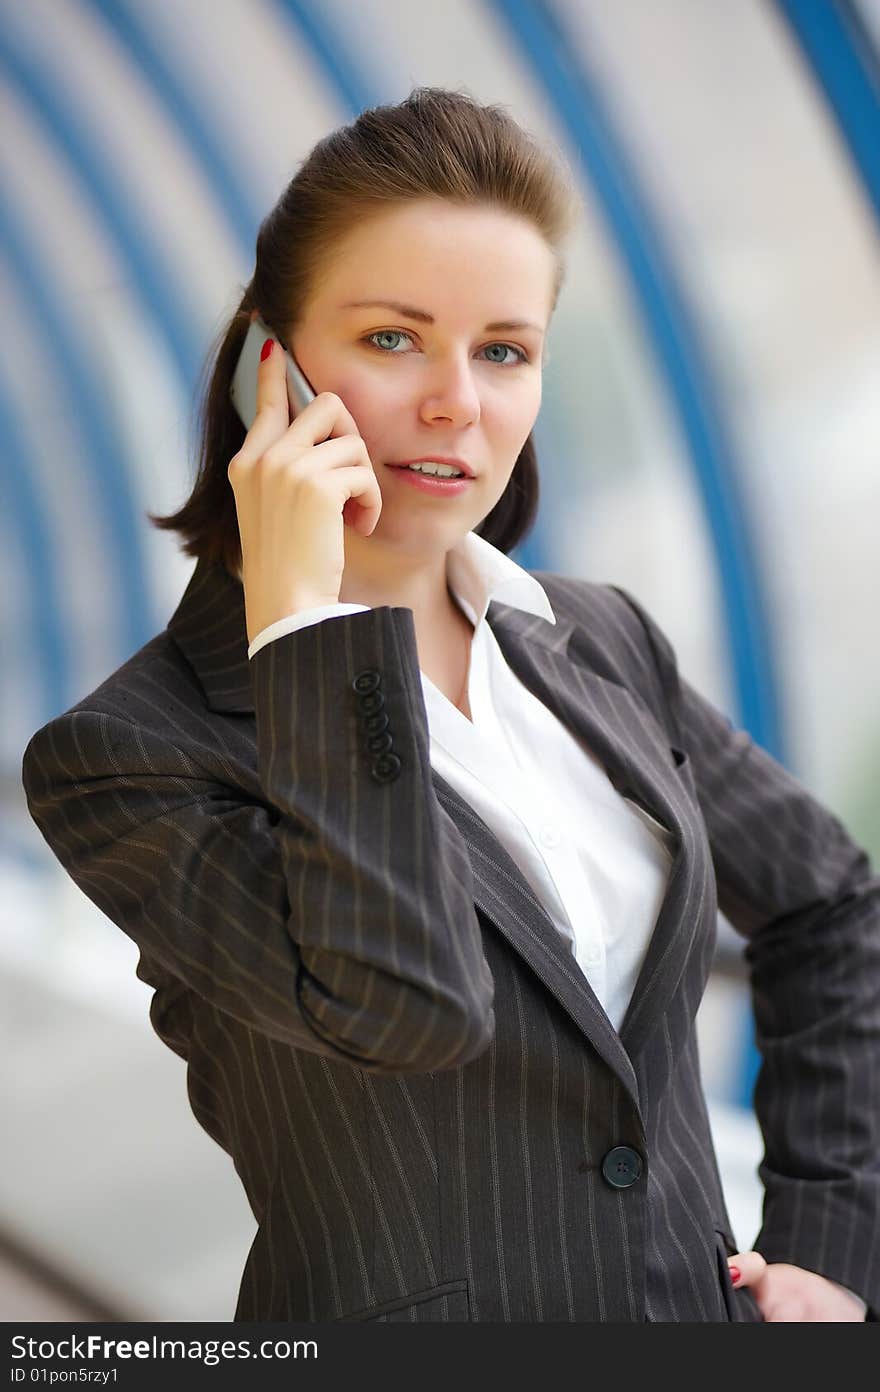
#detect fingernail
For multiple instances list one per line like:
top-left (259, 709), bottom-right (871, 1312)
top-left (260, 338), bottom-right (274, 362)
top-left (729, 1266), bottom-right (741, 1285)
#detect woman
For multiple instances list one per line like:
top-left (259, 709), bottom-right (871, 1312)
top-left (21, 88), bottom-right (877, 1322)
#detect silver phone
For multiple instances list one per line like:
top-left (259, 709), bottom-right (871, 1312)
top-left (230, 314), bottom-right (316, 430)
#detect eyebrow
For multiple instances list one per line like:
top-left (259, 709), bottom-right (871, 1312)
top-left (339, 299), bottom-right (544, 335)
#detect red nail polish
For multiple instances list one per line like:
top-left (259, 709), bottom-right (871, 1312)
top-left (729, 1266), bottom-right (741, 1285)
top-left (260, 338), bottom-right (274, 362)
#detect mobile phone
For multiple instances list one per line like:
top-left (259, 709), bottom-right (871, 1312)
top-left (230, 313), bottom-right (316, 430)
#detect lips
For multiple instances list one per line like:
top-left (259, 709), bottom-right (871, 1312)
top-left (387, 457), bottom-right (475, 478)
top-left (386, 465), bottom-right (473, 495)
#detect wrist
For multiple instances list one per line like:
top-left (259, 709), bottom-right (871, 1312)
top-left (246, 596), bottom-right (340, 645)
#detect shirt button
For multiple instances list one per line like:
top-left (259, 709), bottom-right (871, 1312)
top-left (539, 823), bottom-right (561, 848)
top-left (584, 947), bottom-right (602, 966)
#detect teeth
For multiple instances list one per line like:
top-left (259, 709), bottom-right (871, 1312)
top-left (405, 462), bottom-right (464, 477)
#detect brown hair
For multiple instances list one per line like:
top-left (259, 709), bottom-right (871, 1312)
top-left (148, 86), bottom-right (579, 574)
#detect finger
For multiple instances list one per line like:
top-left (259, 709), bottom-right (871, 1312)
top-left (316, 459), bottom-right (382, 536)
top-left (232, 334), bottom-right (292, 466)
top-left (727, 1250), bottom-right (768, 1288)
top-left (253, 335), bottom-right (291, 429)
top-left (287, 390), bottom-right (365, 447)
top-left (249, 389), bottom-right (367, 471)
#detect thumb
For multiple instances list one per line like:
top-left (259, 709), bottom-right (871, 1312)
top-left (727, 1249), bottom-right (768, 1288)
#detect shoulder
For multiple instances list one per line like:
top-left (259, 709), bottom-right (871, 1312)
top-left (56, 631), bottom-right (204, 729)
top-left (530, 570), bottom-right (646, 627)
top-left (529, 571), bottom-right (676, 675)
top-left (22, 630), bottom-right (211, 782)
top-left (524, 570), bottom-right (683, 737)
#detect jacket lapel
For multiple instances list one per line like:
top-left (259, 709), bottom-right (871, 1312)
top-left (433, 599), bottom-right (690, 1109)
top-left (168, 560), bottom-right (695, 1110)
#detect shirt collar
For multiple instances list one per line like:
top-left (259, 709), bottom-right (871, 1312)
top-left (447, 530), bottom-right (557, 633)
top-left (232, 529), bottom-right (556, 632)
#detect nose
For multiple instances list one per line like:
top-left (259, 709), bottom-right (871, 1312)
top-left (418, 356), bottom-right (481, 428)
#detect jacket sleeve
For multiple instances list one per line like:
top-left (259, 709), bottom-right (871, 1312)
top-left (21, 605), bottom-right (495, 1075)
top-left (610, 585), bottom-right (880, 1322)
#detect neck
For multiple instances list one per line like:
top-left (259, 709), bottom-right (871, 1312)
top-left (338, 533), bottom-right (461, 637)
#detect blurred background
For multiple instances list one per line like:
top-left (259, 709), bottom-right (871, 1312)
top-left (2, 0), bottom-right (879, 1321)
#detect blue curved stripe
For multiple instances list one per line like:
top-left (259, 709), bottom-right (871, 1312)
top-left (272, 0), bottom-right (383, 114)
top-left (80, 0), bottom-right (258, 257)
top-left (0, 184), bottom-right (155, 661)
top-left (773, 0), bottom-right (880, 225)
top-left (0, 374), bottom-right (71, 722)
top-left (1, 22), bottom-right (203, 392)
top-left (486, 0), bottom-right (784, 757)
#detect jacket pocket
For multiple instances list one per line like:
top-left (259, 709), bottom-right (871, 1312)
top-left (668, 745), bottom-right (701, 818)
top-left (336, 1278), bottom-right (470, 1323)
top-left (670, 746), bottom-right (699, 786)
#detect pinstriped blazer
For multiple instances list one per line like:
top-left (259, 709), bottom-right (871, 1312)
top-left (21, 557), bottom-right (880, 1322)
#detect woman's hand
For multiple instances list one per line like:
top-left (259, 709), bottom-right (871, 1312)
top-left (228, 334), bottom-right (383, 645)
top-left (727, 1250), bottom-right (866, 1321)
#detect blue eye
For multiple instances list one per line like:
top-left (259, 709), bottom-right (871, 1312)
top-left (367, 330), bottom-right (410, 353)
top-left (364, 330), bottom-right (528, 364)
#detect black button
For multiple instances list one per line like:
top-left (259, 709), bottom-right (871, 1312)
top-left (601, 1146), bottom-right (643, 1189)
top-left (363, 711), bottom-right (390, 735)
top-left (366, 731), bottom-right (393, 755)
top-left (352, 669), bottom-right (381, 694)
top-left (370, 753), bottom-right (401, 784)
top-left (359, 690), bottom-right (385, 715)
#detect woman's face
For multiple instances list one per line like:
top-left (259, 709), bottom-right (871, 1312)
top-left (288, 198), bottom-right (556, 554)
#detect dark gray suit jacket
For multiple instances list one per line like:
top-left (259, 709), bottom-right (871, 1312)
top-left (21, 558), bottom-right (880, 1322)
